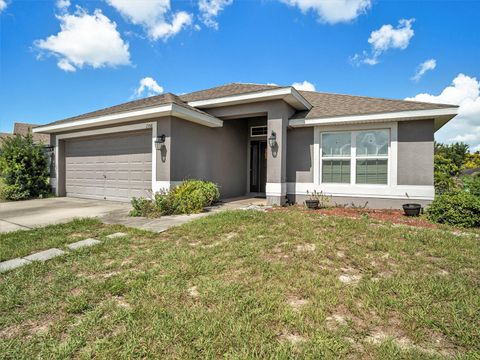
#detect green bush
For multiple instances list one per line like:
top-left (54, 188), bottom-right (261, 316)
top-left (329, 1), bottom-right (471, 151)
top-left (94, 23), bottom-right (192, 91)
top-left (461, 175), bottom-right (480, 196)
top-left (171, 179), bottom-right (220, 214)
top-left (130, 180), bottom-right (220, 217)
top-left (129, 197), bottom-right (157, 217)
top-left (427, 191), bottom-right (480, 228)
top-left (0, 134), bottom-right (51, 201)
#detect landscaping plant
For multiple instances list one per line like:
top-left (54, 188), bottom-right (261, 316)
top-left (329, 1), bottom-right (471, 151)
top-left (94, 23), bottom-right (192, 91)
top-left (427, 190), bottom-right (480, 228)
top-left (130, 179), bottom-right (220, 217)
top-left (0, 133), bottom-right (50, 201)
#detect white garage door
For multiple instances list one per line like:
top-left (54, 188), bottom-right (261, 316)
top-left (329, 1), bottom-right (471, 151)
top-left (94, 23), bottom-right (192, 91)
top-left (65, 130), bottom-right (152, 202)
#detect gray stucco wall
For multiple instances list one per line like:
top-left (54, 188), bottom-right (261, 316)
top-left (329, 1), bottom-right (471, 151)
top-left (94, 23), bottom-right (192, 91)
top-left (287, 194), bottom-right (432, 210)
top-left (169, 117), bottom-right (248, 199)
top-left (397, 119), bottom-right (434, 186)
top-left (286, 127), bottom-right (313, 183)
top-left (206, 100), bottom-right (296, 191)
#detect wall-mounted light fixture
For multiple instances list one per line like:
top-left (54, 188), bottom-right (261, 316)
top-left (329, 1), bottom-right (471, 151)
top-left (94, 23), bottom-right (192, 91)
top-left (268, 131), bottom-right (277, 148)
top-left (154, 134), bottom-right (166, 150)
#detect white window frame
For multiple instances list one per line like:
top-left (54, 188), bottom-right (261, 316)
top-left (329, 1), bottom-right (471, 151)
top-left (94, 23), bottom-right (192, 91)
top-left (320, 131), bottom-right (352, 184)
top-left (250, 125), bottom-right (268, 137)
top-left (314, 122), bottom-right (398, 189)
top-left (354, 129), bottom-right (390, 185)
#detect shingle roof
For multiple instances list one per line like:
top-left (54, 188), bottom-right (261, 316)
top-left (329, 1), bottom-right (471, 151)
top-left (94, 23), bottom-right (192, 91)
top-left (293, 90), bottom-right (457, 119)
top-left (45, 93), bottom-right (214, 127)
top-left (37, 83), bottom-right (457, 129)
top-left (0, 123), bottom-right (50, 143)
top-left (179, 83), bottom-right (282, 102)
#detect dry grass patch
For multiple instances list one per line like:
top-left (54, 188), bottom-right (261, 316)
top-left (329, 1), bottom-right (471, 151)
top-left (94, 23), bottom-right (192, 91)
top-left (0, 209), bottom-right (478, 359)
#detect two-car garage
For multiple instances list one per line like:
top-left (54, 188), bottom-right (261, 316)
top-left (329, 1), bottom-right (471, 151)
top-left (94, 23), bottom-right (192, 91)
top-left (63, 130), bottom-right (152, 202)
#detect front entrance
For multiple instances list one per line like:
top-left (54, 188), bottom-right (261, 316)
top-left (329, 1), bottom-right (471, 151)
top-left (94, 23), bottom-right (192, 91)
top-left (250, 140), bottom-right (267, 193)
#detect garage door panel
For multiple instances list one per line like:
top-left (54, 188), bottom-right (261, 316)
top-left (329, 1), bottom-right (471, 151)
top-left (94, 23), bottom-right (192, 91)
top-left (65, 130), bottom-right (152, 202)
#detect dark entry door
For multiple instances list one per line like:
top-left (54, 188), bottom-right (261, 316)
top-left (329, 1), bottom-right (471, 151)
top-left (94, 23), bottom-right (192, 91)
top-left (250, 140), bottom-right (267, 193)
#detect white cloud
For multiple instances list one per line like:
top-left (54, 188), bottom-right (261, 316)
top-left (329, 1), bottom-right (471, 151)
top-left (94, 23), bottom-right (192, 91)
top-left (406, 73), bottom-right (480, 151)
top-left (412, 59), bottom-right (436, 81)
top-left (0, 0), bottom-right (7, 13)
top-left (56, 0), bottom-right (70, 11)
top-left (352, 18), bottom-right (414, 65)
top-left (106, 0), bottom-right (192, 40)
top-left (133, 77), bottom-right (164, 98)
top-left (292, 80), bottom-right (316, 91)
top-left (198, 0), bottom-right (233, 29)
top-left (281, 0), bottom-right (371, 24)
top-left (35, 8), bottom-right (130, 72)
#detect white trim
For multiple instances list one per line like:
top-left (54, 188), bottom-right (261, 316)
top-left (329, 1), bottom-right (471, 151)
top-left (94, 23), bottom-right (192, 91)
top-left (250, 125), bottom-right (268, 137)
top-left (289, 107), bottom-right (458, 128)
top-left (188, 87), bottom-right (312, 111)
top-left (287, 183), bottom-right (434, 200)
top-left (55, 122), bottom-right (157, 197)
top-left (266, 182), bottom-right (286, 197)
top-left (314, 122), bottom-right (398, 189)
top-left (34, 103), bottom-right (223, 134)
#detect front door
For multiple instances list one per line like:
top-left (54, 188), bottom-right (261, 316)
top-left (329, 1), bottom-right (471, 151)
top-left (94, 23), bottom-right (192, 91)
top-left (250, 140), bottom-right (267, 193)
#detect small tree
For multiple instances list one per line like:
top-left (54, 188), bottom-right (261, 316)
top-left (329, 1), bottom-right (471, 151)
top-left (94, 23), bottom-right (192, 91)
top-left (0, 133), bottom-right (51, 200)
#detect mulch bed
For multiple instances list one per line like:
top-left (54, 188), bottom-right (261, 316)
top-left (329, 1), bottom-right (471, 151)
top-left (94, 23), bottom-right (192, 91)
top-left (271, 206), bottom-right (438, 229)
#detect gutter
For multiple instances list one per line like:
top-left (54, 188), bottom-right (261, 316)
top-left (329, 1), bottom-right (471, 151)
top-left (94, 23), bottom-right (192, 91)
top-left (33, 103), bottom-right (223, 134)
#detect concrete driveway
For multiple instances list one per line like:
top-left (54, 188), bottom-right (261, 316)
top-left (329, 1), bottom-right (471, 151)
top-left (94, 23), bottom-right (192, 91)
top-left (0, 197), bottom-right (130, 233)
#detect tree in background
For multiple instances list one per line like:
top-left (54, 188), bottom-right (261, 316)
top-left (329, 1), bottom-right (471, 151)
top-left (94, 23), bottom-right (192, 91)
top-left (433, 142), bottom-right (470, 194)
top-left (463, 151), bottom-right (480, 170)
top-left (434, 142), bottom-right (469, 172)
top-left (0, 133), bottom-right (51, 200)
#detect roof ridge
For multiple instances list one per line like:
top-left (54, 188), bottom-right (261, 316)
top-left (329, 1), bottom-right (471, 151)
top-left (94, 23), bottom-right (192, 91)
top-left (299, 90), bottom-right (458, 108)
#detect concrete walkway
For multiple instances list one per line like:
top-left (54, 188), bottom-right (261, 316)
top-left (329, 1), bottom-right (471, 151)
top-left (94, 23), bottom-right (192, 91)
top-left (0, 197), bottom-right (130, 233)
top-left (0, 196), bottom-right (268, 234)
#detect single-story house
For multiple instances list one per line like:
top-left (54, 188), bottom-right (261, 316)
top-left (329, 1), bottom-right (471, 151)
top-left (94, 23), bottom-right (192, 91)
top-left (33, 83), bottom-right (458, 208)
top-left (1, 122), bottom-right (50, 144)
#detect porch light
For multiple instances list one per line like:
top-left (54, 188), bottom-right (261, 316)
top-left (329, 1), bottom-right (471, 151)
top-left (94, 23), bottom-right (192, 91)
top-left (155, 134), bottom-right (166, 150)
top-left (268, 131), bottom-right (277, 148)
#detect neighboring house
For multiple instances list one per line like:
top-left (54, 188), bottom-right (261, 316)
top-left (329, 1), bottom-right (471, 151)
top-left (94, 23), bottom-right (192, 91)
top-left (33, 83), bottom-right (458, 208)
top-left (0, 122), bottom-right (50, 144)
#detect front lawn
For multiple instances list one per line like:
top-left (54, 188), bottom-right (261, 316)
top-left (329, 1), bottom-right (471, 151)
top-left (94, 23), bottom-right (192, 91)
top-left (0, 209), bottom-right (478, 359)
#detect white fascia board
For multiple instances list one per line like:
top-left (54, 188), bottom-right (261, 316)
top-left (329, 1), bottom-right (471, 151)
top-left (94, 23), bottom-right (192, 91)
top-left (171, 103), bottom-right (223, 128)
top-left (33, 104), bottom-right (223, 133)
top-left (187, 87), bottom-right (312, 111)
top-left (289, 107), bottom-right (458, 128)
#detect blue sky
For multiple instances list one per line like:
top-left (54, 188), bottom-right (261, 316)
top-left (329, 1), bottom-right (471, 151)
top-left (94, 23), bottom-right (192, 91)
top-left (1, 0), bottom-right (479, 150)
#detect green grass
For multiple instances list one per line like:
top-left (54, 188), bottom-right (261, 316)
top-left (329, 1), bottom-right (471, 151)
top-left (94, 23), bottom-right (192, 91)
top-left (0, 209), bottom-right (479, 359)
top-left (0, 218), bottom-right (112, 261)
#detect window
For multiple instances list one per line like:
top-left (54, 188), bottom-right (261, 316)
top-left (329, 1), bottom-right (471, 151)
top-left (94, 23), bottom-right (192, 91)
top-left (250, 126), bottom-right (267, 137)
top-left (355, 130), bottom-right (389, 184)
top-left (321, 132), bottom-right (351, 183)
top-left (320, 129), bottom-right (389, 185)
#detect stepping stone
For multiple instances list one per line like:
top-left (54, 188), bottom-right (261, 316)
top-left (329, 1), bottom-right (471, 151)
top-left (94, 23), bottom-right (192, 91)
top-left (24, 248), bottom-right (66, 262)
top-left (106, 232), bottom-right (127, 239)
top-left (0, 258), bottom-right (31, 273)
top-left (67, 238), bottom-right (101, 250)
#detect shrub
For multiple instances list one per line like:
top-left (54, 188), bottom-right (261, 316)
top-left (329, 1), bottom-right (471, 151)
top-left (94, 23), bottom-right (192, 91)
top-left (427, 191), bottom-right (480, 228)
top-left (130, 180), bottom-right (220, 217)
top-left (0, 134), bottom-right (50, 201)
top-left (129, 197), bottom-right (156, 217)
top-left (171, 179), bottom-right (220, 214)
top-left (461, 175), bottom-right (480, 196)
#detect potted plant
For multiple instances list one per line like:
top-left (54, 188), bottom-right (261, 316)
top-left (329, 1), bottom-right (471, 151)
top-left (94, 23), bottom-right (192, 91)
top-left (402, 203), bottom-right (422, 216)
top-left (305, 190), bottom-right (330, 210)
